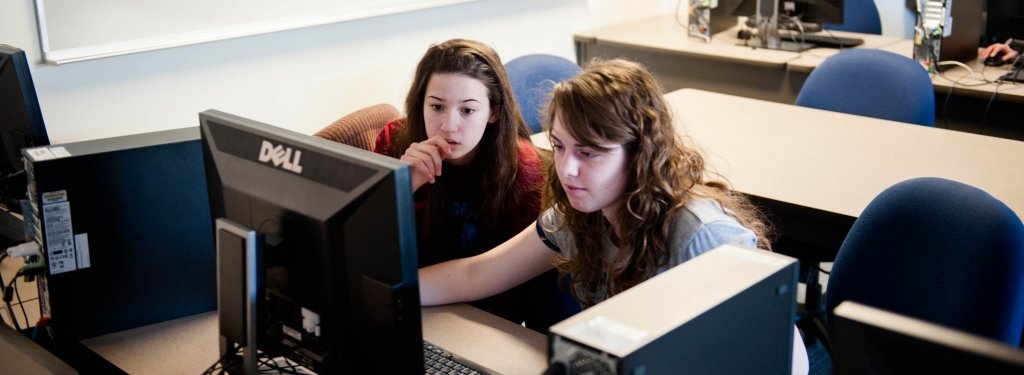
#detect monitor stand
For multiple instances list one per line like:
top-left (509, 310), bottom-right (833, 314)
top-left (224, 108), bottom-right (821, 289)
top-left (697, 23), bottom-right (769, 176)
top-left (740, 0), bottom-right (814, 52)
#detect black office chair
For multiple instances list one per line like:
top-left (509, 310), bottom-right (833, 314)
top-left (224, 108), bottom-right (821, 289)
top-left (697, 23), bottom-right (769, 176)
top-left (804, 177), bottom-right (1024, 371)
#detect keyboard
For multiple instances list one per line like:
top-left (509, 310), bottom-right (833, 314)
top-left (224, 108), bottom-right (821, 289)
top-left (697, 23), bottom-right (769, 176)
top-left (781, 33), bottom-right (864, 48)
top-left (424, 341), bottom-right (483, 375)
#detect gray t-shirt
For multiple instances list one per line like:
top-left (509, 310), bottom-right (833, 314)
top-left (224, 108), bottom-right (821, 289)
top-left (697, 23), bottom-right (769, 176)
top-left (537, 198), bottom-right (757, 307)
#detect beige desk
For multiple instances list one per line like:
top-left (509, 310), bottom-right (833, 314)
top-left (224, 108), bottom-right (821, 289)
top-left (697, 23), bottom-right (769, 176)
top-left (574, 15), bottom-right (899, 104)
top-left (532, 88), bottom-right (1024, 254)
top-left (667, 88), bottom-right (1024, 219)
top-left (575, 16), bottom-right (1024, 140)
top-left (80, 304), bottom-right (547, 375)
top-left (575, 15), bottom-right (803, 103)
top-left (875, 39), bottom-right (1024, 105)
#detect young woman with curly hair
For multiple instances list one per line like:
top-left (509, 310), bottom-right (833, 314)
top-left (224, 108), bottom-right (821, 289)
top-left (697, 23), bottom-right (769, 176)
top-left (418, 58), bottom-right (808, 373)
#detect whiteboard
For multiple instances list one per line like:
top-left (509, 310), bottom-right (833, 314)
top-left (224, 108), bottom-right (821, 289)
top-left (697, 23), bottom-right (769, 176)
top-left (33, 0), bottom-right (479, 65)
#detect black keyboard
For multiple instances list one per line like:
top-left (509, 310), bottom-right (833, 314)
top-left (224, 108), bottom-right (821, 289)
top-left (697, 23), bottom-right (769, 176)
top-left (782, 33), bottom-right (865, 48)
top-left (424, 341), bottom-right (483, 375)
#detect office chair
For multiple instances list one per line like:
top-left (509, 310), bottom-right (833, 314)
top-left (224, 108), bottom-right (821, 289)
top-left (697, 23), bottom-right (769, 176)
top-left (314, 103), bottom-right (400, 151)
top-left (796, 49), bottom-right (935, 126)
top-left (505, 54), bottom-right (581, 134)
top-left (814, 177), bottom-right (1024, 354)
top-left (822, 0), bottom-right (881, 35)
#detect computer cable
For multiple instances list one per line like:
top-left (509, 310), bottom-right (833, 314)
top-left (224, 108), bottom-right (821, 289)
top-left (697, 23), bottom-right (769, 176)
top-left (980, 82), bottom-right (1004, 136)
top-left (3, 261), bottom-right (42, 331)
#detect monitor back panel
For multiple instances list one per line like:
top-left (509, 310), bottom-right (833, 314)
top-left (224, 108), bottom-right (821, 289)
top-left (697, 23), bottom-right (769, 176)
top-left (23, 127), bottom-right (216, 340)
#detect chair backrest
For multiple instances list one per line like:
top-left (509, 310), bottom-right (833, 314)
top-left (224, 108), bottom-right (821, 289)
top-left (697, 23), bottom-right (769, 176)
top-left (822, 0), bottom-right (881, 35)
top-left (314, 103), bottom-right (400, 151)
top-left (824, 177), bottom-right (1024, 346)
top-left (796, 49), bottom-right (935, 126)
top-left (505, 54), bottom-right (581, 134)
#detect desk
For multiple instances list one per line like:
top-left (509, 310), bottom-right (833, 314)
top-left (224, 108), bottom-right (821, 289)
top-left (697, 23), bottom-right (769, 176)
top-left (532, 88), bottom-right (1024, 256)
top-left (574, 16), bottom-right (901, 104)
top-left (78, 304), bottom-right (547, 374)
top-left (875, 39), bottom-right (1024, 104)
top-left (574, 16), bottom-right (1024, 140)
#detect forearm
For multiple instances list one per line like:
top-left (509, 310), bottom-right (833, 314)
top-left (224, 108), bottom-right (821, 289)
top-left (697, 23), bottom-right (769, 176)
top-left (418, 223), bottom-right (557, 306)
top-left (418, 258), bottom-right (474, 306)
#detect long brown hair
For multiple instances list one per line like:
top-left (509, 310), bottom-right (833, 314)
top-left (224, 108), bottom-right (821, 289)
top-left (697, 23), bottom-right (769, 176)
top-left (544, 59), bottom-right (771, 306)
top-left (391, 38), bottom-right (533, 243)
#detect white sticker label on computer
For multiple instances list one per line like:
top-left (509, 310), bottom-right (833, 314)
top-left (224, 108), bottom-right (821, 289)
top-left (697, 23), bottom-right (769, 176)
top-left (41, 190), bottom-right (67, 205)
top-left (49, 147), bottom-right (72, 158)
top-left (564, 316), bottom-right (649, 353)
top-left (75, 233), bottom-right (91, 269)
top-left (24, 147), bottom-right (57, 161)
top-left (42, 200), bottom-right (76, 274)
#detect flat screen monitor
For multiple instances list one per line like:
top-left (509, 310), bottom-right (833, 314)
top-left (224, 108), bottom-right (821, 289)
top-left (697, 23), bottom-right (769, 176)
top-left (984, 0), bottom-right (1024, 46)
top-left (0, 45), bottom-right (50, 211)
top-left (832, 301), bottom-right (1024, 374)
top-left (200, 109), bottom-right (421, 373)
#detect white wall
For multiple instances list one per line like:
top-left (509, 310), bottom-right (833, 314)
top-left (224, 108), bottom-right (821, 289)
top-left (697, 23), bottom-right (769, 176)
top-left (4, 0), bottom-right (905, 143)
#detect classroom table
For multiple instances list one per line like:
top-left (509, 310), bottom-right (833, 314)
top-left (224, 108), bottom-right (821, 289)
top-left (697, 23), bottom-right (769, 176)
top-left (78, 304), bottom-right (547, 374)
top-left (573, 15), bottom-right (1024, 141)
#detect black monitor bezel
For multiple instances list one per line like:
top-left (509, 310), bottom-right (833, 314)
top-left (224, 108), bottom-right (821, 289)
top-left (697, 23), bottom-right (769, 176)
top-left (200, 109), bottom-right (422, 373)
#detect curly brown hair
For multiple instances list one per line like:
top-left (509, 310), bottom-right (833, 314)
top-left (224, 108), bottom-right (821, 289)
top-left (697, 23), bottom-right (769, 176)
top-left (389, 38), bottom-right (534, 247)
top-left (543, 59), bottom-right (771, 306)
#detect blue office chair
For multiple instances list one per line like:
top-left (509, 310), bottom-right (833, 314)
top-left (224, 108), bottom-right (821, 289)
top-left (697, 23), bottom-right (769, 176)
top-left (825, 177), bottom-right (1024, 347)
top-left (505, 54), bottom-right (581, 134)
top-left (822, 0), bottom-right (881, 35)
top-left (796, 49), bottom-right (935, 126)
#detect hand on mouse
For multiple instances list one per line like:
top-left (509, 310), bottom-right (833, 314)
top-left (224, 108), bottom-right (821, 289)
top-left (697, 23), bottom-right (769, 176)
top-left (980, 44), bottom-right (1019, 66)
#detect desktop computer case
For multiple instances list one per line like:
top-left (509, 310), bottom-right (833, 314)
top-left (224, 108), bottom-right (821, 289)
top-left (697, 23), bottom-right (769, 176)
top-left (548, 244), bottom-right (798, 374)
top-left (22, 127), bottom-right (216, 340)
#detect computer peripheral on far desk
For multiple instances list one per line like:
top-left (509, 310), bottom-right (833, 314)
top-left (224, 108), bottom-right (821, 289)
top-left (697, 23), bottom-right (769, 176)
top-left (998, 55), bottom-right (1024, 83)
top-left (781, 32), bottom-right (865, 48)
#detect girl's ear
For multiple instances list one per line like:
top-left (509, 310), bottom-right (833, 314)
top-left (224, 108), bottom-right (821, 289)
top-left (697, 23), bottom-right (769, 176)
top-left (488, 106), bottom-right (499, 124)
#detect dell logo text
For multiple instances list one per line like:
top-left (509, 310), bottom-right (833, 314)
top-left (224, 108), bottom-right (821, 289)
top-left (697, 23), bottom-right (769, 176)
top-left (258, 140), bottom-right (304, 173)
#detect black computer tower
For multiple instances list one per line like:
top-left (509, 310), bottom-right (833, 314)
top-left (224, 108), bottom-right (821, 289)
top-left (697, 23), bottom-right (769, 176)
top-left (22, 127), bottom-right (216, 340)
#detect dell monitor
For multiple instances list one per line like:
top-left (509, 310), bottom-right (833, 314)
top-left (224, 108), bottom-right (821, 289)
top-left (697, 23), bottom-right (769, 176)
top-left (200, 109), bottom-right (421, 373)
top-left (0, 44), bottom-right (50, 212)
top-left (832, 301), bottom-right (1024, 374)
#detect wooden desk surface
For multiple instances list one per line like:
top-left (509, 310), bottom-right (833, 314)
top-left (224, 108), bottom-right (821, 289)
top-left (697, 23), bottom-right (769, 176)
top-left (668, 88), bottom-right (1024, 220)
top-left (80, 304), bottom-right (547, 375)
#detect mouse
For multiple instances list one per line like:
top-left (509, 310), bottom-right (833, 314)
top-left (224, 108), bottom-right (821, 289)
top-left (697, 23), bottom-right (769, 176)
top-left (984, 51), bottom-right (1008, 67)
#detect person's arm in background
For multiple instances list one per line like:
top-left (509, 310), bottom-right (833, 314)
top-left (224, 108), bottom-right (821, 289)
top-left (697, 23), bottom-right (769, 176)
top-left (979, 41), bottom-right (1021, 64)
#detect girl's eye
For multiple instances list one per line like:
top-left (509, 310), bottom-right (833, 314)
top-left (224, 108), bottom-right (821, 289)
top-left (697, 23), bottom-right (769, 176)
top-left (551, 144), bottom-right (565, 151)
top-left (429, 104), bottom-right (444, 112)
top-left (460, 108), bottom-right (476, 115)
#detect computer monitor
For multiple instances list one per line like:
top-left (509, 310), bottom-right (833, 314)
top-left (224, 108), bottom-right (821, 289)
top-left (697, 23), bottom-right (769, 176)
top-left (200, 109), bottom-right (422, 374)
top-left (832, 301), bottom-right (1024, 374)
top-left (984, 0), bottom-right (1024, 46)
top-left (0, 44), bottom-right (50, 211)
